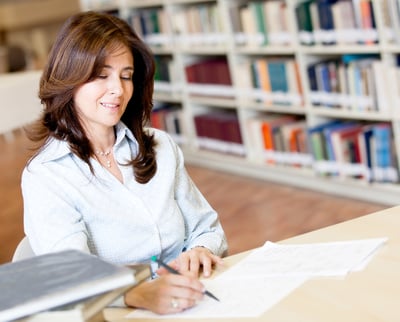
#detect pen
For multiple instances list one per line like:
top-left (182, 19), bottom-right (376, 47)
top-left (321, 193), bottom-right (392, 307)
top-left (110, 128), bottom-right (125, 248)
top-left (150, 255), bottom-right (220, 302)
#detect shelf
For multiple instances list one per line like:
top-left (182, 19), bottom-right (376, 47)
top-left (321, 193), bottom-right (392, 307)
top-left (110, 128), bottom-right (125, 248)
top-left (183, 148), bottom-right (400, 206)
top-left (35, 0), bottom-right (400, 204)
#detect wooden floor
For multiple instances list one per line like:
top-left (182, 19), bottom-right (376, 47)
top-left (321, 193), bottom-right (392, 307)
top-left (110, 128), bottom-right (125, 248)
top-left (0, 130), bottom-right (387, 264)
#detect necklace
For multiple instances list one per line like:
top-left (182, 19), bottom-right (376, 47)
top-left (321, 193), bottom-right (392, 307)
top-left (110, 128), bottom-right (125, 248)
top-left (95, 149), bottom-right (112, 168)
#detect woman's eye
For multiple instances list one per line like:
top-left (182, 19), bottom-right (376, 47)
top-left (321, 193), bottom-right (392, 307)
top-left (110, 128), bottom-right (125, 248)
top-left (98, 75), bottom-right (107, 79)
top-left (121, 75), bottom-right (133, 80)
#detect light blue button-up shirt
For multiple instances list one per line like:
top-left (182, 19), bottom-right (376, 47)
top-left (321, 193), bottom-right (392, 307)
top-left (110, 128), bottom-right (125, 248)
top-left (22, 122), bottom-right (228, 265)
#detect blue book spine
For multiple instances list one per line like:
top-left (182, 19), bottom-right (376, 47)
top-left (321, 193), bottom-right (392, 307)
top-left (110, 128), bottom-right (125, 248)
top-left (373, 124), bottom-right (391, 168)
top-left (267, 61), bottom-right (288, 93)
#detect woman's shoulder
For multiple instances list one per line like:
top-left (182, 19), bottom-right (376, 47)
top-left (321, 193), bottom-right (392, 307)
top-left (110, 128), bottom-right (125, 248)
top-left (26, 138), bottom-right (71, 167)
top-left (146, 127), bottom-right (174, 142)
top-left (146, 127), bottom-right (181, 155)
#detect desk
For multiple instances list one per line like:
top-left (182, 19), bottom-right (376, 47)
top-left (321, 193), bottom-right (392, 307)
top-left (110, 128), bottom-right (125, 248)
top-left (105, 205), bottom-right (400, 321)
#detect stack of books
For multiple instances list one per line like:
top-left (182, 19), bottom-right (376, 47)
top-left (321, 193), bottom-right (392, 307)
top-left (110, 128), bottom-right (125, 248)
top-left (0, 250), bottom-right (151, 322)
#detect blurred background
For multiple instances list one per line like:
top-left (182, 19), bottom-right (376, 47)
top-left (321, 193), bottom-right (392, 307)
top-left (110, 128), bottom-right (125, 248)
top-left (0, 0), bottom-right (391, 264)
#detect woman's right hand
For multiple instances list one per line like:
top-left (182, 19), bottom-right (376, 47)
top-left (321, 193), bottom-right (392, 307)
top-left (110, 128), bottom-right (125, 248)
top-left (123, 273), bottom-right (206, 314)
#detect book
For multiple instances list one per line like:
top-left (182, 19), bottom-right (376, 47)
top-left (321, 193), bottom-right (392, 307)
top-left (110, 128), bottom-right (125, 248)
top-left (249, 1), bottom-right (268, 45)
top-left (323, 122), bottom-right (357, 161)
top-left (386, 0), bottom-right (400, 44)
top-left (308, 120), bottom-right (342, 161)
top-left (267, 60), bottom-right (289, 97)
top-left (239, 5), bottom-right (259, 46)
top-left (295, 0), bottom-right (314, 45)
top-left (185, 59), bottom-right (231, 85)
top-left (0, 250), bottom-right (145, 322)
top-left (19, 264), bottom-right (151, 322)
top-left (359, 0), bottom-right (376, 44)
top-left (18, 287), bottom-right (128, 322)
top-left (331, 0), bottom-right (357, 44)
top-left (329, 124), bottom-right (362, 164)
top-left (260, 115), bottom-right (297, 151)
top-left (194, 112), bottom-right (244, 155)
top-left (253, 58), bottom-right (271, 103)
top-left (317, 0), bottom-right (337, 45)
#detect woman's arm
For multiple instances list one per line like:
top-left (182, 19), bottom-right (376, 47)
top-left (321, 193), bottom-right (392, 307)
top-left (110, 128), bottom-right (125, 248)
top-left (22, 166), bottom-right (90, 255)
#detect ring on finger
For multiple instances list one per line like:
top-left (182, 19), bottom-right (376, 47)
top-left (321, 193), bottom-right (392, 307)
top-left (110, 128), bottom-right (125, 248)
top-left (171, 298), bottom-right (179, 309)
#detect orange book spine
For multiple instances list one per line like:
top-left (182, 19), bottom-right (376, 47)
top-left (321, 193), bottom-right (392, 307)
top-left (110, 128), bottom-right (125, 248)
top-left (360, 0), bottom-right (374, 45)
top-left (261, 122), bottom-right (274, 151)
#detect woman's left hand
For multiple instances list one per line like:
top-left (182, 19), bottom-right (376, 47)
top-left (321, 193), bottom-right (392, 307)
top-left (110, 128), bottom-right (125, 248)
top-left (158, 247), bottom-right (224, 278)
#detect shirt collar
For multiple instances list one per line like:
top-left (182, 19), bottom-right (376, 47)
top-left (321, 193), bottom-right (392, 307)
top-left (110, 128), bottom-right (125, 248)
top-left (39, 121), bottom-right (136, 163)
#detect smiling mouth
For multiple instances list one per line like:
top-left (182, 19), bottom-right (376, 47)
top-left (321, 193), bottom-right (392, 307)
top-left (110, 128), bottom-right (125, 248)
top-left (101, 103), bottom-right (119, 108)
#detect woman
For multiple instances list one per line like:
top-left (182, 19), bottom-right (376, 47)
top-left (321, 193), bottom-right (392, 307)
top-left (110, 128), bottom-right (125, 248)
top-left (21, 11), bottom-right (228, 314)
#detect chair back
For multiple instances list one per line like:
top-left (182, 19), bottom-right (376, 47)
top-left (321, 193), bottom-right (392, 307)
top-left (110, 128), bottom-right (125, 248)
top-left (12, 236), bottom-right (34, 262)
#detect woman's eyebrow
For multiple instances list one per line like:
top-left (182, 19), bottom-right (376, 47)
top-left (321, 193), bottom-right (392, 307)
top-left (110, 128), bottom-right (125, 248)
top-left (103, 65), bottom-right (134, 71)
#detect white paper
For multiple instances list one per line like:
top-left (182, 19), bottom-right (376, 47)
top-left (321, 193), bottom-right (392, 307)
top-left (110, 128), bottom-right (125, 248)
top-left (125, 237), bottom-right (387, 319)
top-left (126, 276), bottom-right (306, 319)
top-left (221, 237), bottom-right (388, 279)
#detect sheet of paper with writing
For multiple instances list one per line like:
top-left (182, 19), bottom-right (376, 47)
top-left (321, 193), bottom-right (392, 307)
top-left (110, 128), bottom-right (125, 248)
top-left (126, 237), bottom-right (387, 319)
top-left (221, 237), bottom-right (388, 278)
top-left (126, 275), bottom-right (306, 319)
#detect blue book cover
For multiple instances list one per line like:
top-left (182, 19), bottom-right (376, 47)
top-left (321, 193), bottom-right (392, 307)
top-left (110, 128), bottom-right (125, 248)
top-left (315, 62), bottom-right (331, 93)
top-left (372, 124), bottom-right (392, 168)
top-left (307, 63), bottom-right (318, 92)
top-left (341, 54), bottom-right (379, 65)
top-left (267, 61), bottom-right (288, 93)
top-left (316, 0), bottom-right (337, 44)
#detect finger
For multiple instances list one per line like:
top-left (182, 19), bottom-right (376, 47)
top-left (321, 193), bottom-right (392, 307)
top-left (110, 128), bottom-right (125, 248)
top-left (156, 259), bottom-right (179, 276)
top-left (188, 254), bottom-right (201, 276)
top-left (170, 297), bottom-right (197, 312)
top-left (199, 254), bottom-right (212, 277)
top-left (164, 273), bottom-right (205, 296)
top-left (169, 297), bottom-right (197, 313)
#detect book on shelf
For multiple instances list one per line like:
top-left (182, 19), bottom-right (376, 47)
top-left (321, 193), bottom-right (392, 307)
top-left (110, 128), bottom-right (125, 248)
top-left (295, 0), bottom-right (315, 45)
top-left (331, 0), bottom-right (357, 45)
top-left (263, 0), bottom-right (291, 45)
top-left (238, 4), bottom-right (260, 46)
top-left (316, 0), bottom-right (336, 45)
top-left (359, 0), bottom-right (377, 44)
top-left (167, 3), bottom-right (224, 46)
top-left (0, 250), bottom-right (150, 322)
top-left (151, 103), bottom-right (186, 145)
top-left (252, 58), bottom-right (271, 103)
top-left (228, 4), bottom-right (243, 35)
top-left (128, 8), bottom-right (170, 46)
top-left (308, 120), bottom-right (342, 161)
top-left (249, 1), bottom-right (268, 46)
top-left (185, 59), bottom-right (231, 85)
top-left (385, 0), bottom-right (400, 44)
top-left (194, 112), bottom-right (244, 156)
top-left (308, 121), bottom-right (398, 181)
top-left (330, 124), bottom-right (363, 164)
top-left (246, 115), bottom-right (311, 166)
top-left (267, 60), bottom-right (289, 103)
top-left (185, 58), bottom-right (234, 98)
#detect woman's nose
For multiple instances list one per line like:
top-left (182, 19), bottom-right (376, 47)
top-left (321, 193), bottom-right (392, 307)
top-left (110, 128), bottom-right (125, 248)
top-left (109, 78), bottom-right (123, 96)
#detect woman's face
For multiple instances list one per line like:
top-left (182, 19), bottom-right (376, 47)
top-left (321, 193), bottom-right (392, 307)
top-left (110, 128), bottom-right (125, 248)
top-left (73, 44), bottom-right (134, 135)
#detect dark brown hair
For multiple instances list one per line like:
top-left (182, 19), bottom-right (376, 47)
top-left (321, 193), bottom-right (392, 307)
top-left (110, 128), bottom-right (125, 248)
top-left (28, 11), bottom-right (156, 183)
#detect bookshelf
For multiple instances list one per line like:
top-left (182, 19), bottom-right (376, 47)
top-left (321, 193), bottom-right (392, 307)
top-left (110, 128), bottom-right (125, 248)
top-left (57, 0), bottom-right (400, 204)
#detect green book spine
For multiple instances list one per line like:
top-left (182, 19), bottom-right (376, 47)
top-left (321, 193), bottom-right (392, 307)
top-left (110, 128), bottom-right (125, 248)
top-left (249, 2), bottom-right (268, 45)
